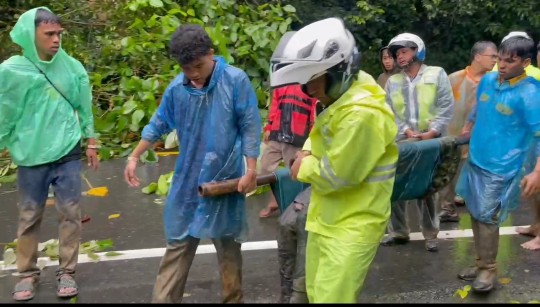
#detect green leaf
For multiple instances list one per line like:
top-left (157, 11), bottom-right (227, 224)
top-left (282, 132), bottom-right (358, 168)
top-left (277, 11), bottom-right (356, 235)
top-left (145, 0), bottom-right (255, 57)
top-left (99, 148), bottom-right (112, 160)
top-left (122, 99), bottom-right (138, 114)
top-left (70, 296), bottom-right (78, 304)
top-left (87, 251), bottom-right (100, 261)
top-left (104, 251), bottom-right (124, 257)
top-left (140, 150), bottom-right (158, 164)
top-left (167, 8), bottom-right (187, 16)
top-left (142, 182), bottom-right (158, 194)
top-left (96, 239), bottom-right (114, 251)
top-left (187, 8), bottom-right (195, 16)
top-left (2, 248), bottom-right (16, 265)
top-left (0, 173), bottom-right (16, 183)
top-left (164, 130), bottom-right (178, 149)
top-left (156, 173), bottom-right (171, 196)
top-left (149, 0), bottom-right (164, 8)
top-left (282, 4), bottom-right (296, 13)
top-left (132, 110), bottom-right (145, 125)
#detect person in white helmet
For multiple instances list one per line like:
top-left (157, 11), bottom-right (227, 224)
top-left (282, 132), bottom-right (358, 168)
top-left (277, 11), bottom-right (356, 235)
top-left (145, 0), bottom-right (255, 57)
top-left (492, 31), bottom-right (540, 80)
top-left (456, 35), bottom-right (540, 292)
top-left (380, 33), bottom-right (454, 252)
top-left (271, 17), bottom-right (398, 303)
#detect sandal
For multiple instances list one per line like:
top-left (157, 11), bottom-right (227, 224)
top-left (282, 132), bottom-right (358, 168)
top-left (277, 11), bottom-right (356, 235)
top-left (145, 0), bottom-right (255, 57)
top-left (56, 274), bottom-right (79, 298)
top-left (12, 276), bottom-right (38, 301)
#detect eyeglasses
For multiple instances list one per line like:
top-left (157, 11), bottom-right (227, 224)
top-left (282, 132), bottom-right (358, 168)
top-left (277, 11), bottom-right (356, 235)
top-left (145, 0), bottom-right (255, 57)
top-left (480, 54), bottom-right (498, 60)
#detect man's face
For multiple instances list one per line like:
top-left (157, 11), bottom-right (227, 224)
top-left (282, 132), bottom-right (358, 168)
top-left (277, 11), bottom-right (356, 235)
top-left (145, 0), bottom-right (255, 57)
top-left (35, 22), bottom-right (63, 61)
top-left (497, 51), bottom-right (530, 80)
top-left (395, 47), bottom-right (416, 68)
top-left (381, 49), bottom-right (395, 72)
top-left (475, 47), bottom-right (498, 72)
top-left (305, 74), bottom-right (331, 106)
top-left (181, 50), bottom-right (215, 88)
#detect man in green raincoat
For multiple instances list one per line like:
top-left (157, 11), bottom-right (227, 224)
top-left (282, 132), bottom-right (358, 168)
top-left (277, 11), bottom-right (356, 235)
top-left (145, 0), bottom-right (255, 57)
top-left (0, 7), bottom-right (98, 301)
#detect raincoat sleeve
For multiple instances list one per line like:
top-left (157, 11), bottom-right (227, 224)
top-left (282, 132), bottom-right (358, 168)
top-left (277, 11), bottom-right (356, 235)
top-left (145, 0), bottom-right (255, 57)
top-left (385, 82), bottom-right (410, 134)
top-left (234, 73), bottom-right (262, 158)
top-left (75, 68), bottom-right (95, 139)
top-left (0, 65), bottom-right (23, 150)
top-left (141, 86), bottom-right (175, 143)
top-left (429, 69), bottom-right (454, 133)
top-left (297, 109), bottom-right (386, 195)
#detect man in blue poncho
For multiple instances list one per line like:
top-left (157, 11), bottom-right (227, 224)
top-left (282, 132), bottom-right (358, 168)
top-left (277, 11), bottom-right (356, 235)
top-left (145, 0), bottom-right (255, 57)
top-left (0, 7), bottom-right (99, 301)
top-left (457, 34), bottom-right (540, 293)
top-left (124, 25), bottom-right (262, 303)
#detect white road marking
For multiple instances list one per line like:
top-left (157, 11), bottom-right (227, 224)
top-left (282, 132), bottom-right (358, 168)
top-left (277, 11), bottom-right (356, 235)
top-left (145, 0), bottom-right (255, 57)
top-left (0, 225), bottom-right (531, 271)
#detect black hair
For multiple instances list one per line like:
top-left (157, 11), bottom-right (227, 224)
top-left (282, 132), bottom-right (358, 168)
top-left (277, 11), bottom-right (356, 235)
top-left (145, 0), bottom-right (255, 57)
top-left (499, 36), bottom-right (535, 60)
top-left (169, 24), bottom-right (213, 65)
top-left (35, 8), bottom-right (61, 27)
top-left (537, 41), bottom-right (540, 52)
top-left (470, 41), bottom-right (497, 62)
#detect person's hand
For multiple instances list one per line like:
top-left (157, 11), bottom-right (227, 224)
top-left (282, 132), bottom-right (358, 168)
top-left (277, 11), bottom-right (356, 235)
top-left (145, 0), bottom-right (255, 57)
top-left (237, 171), bottom-right (257, 194)
top-left (405, 129), bottom-right (419, 139)
top-left (263, 131), bottom-right (271, 144)
top-left (86, 148), bottom-right (99, 171)
top-left (461, 122), bottom-right (474, 137)
top-left (124, 158), bottom-right (141, 187)
top-left (414, 130), bottom-right (439, 140)
top-left (521, 171), bottom-right (540, 198)
top-left (291, 151), bottom-right (310, 180)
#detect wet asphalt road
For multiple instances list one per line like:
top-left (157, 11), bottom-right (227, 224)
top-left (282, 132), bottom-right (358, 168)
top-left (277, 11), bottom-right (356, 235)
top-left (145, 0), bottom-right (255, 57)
top-left (1, 156), bottom-right (540, 303)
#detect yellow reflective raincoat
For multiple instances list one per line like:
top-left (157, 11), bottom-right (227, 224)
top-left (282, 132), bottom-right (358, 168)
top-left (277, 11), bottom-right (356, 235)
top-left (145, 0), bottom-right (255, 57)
top-left (0, 7), bottom-right (94, 166)
top-left (297, 70), bottom-right (398, 303)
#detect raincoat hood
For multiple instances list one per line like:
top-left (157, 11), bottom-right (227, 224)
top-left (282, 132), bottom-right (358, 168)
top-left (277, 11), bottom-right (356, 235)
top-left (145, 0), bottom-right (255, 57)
top-left (10, 6), bottom-right (65, 63)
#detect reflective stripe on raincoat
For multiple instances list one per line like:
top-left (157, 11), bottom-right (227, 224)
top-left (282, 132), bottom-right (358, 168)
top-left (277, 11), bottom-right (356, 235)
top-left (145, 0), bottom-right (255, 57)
top-left (141, 56), bottom-right (262, 244)
top-left (0, 7), bottom-right (94, 166)
top-left (297, 70), bottom-right (398, 244)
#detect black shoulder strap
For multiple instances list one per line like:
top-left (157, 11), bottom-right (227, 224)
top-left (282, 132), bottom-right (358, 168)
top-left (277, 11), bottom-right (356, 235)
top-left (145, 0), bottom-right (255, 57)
top-left (24, 56), bottom-right (75, 110)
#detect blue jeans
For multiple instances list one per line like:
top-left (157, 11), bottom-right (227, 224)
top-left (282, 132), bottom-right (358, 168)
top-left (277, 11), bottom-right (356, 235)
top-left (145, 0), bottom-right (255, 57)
top-left (16, 159), bottom-right (82, 277)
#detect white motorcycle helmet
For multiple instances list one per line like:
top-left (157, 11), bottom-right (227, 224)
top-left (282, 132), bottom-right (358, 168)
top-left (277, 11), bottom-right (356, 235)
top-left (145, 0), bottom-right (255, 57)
top-left (501, 31), bottom-right (531, 43)
top-left (387, 33), bottom-right (426, 62)
top-left (270, 18), bottom-right (361, 100)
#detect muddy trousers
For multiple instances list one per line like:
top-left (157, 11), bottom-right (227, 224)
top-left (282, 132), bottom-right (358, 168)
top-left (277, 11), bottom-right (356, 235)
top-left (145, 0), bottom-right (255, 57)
top-left (16, 160), bottom-right (82, 278)
top-left (388, 196), bottom-right (440, 240)
top-left (305, 232), bottom-right (379, 303)
top-left (468, 217), bottom-right (499, 290)
top-left (152, 236), bottom-right (243, 303)
top-left (277, 203), bottom-right (309, 304)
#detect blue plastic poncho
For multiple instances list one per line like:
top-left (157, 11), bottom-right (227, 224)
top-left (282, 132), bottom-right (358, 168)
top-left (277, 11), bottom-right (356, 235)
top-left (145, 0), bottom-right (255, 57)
top-left (141, 56), bottom-right (262, 243)
top-left (456, 72), bottom-right (540, 224)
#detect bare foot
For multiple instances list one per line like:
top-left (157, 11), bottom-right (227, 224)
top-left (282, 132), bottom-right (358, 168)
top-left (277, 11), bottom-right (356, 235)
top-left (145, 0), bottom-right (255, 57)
top-left (521, 236), bottom-right (540, 251)
top-left (516, 226), bottom-right (535, 237)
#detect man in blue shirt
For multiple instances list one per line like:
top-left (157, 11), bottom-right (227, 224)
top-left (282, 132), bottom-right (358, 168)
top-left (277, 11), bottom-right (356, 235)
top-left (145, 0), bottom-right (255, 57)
top-left (457, 35), bottom-right (540, 293)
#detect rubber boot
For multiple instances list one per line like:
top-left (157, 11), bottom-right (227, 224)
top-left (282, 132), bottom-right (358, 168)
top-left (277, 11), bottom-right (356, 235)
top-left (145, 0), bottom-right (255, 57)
top-left (472, 222), bottom-right (499, 293)
top-left (458, 217), bottom-right (480, 281)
